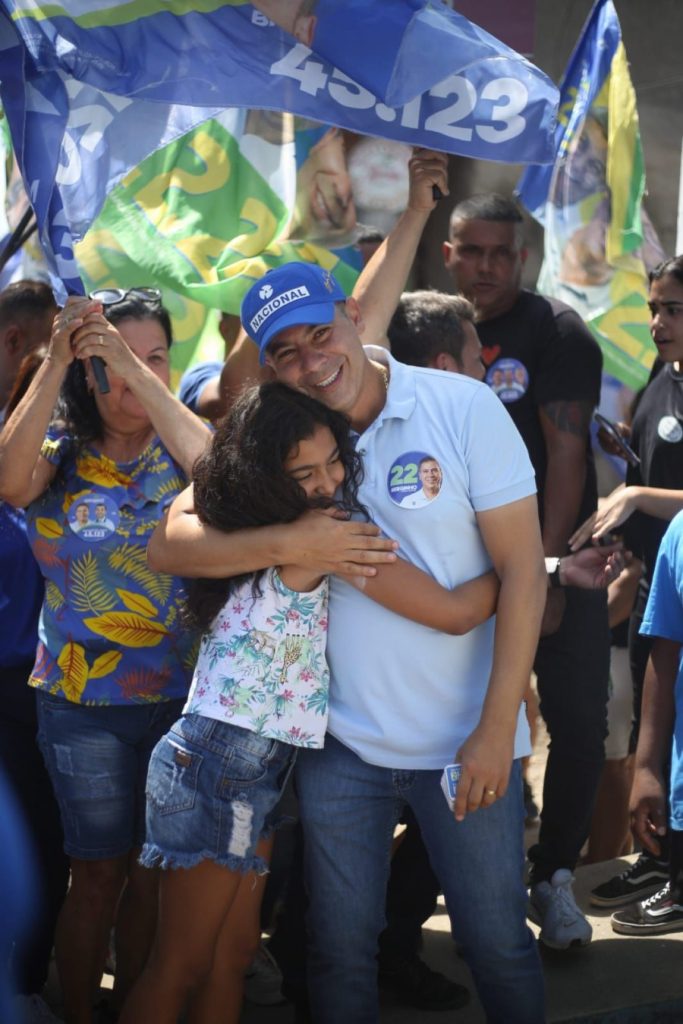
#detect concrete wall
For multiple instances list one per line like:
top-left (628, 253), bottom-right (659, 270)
top-left (418, 0), bottom-right (683, 290)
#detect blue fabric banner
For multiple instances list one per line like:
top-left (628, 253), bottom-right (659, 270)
top-left (0, 1), bottom-right (559, 292)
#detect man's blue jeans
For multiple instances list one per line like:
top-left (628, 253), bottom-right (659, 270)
top-left (296, 736), bottom-right (545, 1024)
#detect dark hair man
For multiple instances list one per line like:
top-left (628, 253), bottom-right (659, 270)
top-left (0, 280), bottom-right (57, 412)
top-left (444, 192), bottom-right (608, 951)
top-left (388, 289), bottom-right (484, 380)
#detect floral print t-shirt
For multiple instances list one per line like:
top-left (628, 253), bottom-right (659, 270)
top-left (184, 568), bottom-right (329, 748)
top-left (24, 430), bottom-right (198, 705)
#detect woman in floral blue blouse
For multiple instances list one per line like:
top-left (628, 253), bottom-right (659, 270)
top-left (0, 290), bottom-right (211, 1024)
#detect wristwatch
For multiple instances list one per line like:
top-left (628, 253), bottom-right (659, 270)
top-left (545, 557), bottom-right (563, 589)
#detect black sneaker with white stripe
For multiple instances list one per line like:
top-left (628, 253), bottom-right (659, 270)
top-left (589, 853), bottom-right (670, 908)
top-left (611, 883), bottom-right (683, 935)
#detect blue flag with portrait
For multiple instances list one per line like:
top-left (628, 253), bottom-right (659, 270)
top-left (516, 0), bottom-right (663, 391)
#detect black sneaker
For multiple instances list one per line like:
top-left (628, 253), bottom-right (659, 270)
top-left (589, 853), bottom-right (670, 908)
top-left (378, 955), bottom-right (470, 1011)
top-left (611, 883), bottom-right (683, 935)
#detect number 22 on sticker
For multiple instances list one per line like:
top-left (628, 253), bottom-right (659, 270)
top-left (390, 463), bottom-right (418, 487)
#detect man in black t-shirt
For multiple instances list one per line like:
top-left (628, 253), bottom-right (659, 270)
top-left (444, 193), bottom-right (609, 951)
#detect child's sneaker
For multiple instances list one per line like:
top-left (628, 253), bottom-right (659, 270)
top-left (611, 883), bottom-right (683, 935)
top-left (528, 868), bottom-right (592, 949)
top-left (590, 852), bottom-right (670, 908)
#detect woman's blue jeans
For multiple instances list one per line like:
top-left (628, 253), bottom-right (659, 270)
top-left (296, 736), bottom-right (545, 1024)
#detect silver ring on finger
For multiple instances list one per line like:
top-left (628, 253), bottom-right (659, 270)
top-left (485, 789), bottom-right (497, 798)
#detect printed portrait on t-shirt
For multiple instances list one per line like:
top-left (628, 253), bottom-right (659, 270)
top-left (388, 451), bottom-right (443, 509)
top-left (68, 492), bottom-right (119, 542)
top-left (486, 358), bottom-right (529, 404)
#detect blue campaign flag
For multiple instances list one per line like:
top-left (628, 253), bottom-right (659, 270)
top-left (516, 0), bottom-right (620, 221)
top-left (0, 1), bottom-right (559, 292)
top-left (515, 0), bottom-right (664, 392)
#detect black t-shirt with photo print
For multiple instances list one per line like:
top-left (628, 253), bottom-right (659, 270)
top-left (476, 290), bottom-right (602, 531)
top-left (624, 361), bottom-right (683, 579)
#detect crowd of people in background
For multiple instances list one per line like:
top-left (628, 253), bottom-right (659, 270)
top-left (1, 147), bottom-right (683, 1024)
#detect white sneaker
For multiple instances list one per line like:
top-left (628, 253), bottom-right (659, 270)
top-left (528, 868), bottom-right (593, 949)
top-left (243, 942), bottom-right (286, 1006)
top-left (14, 994), bottom-right (64, 1023)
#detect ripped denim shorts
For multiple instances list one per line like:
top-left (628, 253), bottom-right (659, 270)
top-left (140, 714), bottom-right (296, 875)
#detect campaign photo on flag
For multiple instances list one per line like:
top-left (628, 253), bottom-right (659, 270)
top-left (517, 0), bottom-right (663, 391)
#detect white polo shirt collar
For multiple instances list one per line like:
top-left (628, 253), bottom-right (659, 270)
top-left (362, 344), bottom-right (415, 433)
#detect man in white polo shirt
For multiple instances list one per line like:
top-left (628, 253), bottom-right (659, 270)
top-left (250, 263), bottom-right (547, 1024)
top-left (151, 260), bottom-right (548, 1024)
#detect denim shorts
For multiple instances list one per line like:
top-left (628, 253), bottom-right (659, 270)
top-left (36, 691), bottom-right (185, 860)
top-left (140, 714), bottom-right (296, 875)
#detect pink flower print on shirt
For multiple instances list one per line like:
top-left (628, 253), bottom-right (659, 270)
top-left (300, 669), bottom-right (313, 682)
top-left (286, 609), bottom-right (300, 622)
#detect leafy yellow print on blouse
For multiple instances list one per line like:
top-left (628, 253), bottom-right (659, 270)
top-left (115, 589), bottom-right (158, 618)
top-left (108, 543), bottom-right (172, 606)
top-left (89, 651), bottom-right (123, 679)
top-left (57, 641), bottom-right (88, 702)
top-left (71, 552), bottom-right (117, 615)
top-left (35, 517), bottom-right (63, 539)
top-left (45, 581), bottom-right (65, 612)
top-left (83, 612), bottom-right (170, 647)
top-left (76, 454), bottom-right (132, 489)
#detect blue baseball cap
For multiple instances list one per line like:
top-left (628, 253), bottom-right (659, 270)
top-left (241, 264), bottom-right (347, 363)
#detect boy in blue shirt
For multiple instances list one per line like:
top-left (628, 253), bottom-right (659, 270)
top-left (612, 510), bottom-right (683, 934)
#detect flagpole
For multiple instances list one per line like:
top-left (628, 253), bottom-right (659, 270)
top-left (676, 136), bottom-right (683, 255)
top-left (0, 207), bottom-right (36, 275)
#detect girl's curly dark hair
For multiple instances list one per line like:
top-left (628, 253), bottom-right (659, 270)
top-left (185, 381), bottom-right (365, 631)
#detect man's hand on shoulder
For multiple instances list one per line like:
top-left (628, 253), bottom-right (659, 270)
top-left (287, 510), bottom-right (398, 577)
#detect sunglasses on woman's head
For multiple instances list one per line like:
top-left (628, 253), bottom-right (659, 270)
top-left (89, 287), bottom-right (162, 309)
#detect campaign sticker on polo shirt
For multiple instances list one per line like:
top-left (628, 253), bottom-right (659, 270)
top-left (68, 492), bottom-right (119, 541)
top-left (388, 451), bottom-right (443, 509)
top-left (486, 358), bottom-right (529, 403)
top-left (657, 415), bottom-right (683, 444)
